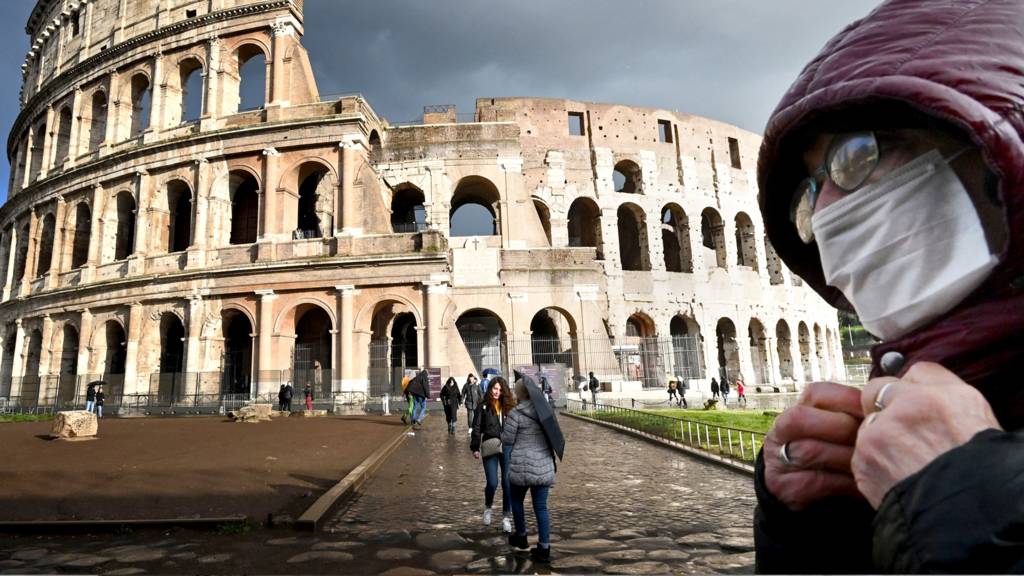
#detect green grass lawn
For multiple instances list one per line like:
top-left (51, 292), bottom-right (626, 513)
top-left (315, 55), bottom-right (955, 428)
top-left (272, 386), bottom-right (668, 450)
top-left (647, 408), bottom-right (777, 434)
top-left (574, 406), bottom-right (777, 463)
top-left (0, 413), bottom-right (54, 423)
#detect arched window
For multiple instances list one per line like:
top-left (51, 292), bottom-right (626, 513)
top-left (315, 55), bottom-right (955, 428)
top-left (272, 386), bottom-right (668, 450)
top-left (179, 58), bottom-right (204, 124)
top-left (369, 130), bottom-right (382, 163)
top-left (12, 224), bottom-right (29, 286)
top-left (700, 208), bottom-right (727, 269)
top-left (567, 197), bottom-right (603, 259)
top-left (114, 192), bottom-right (136, 261)
top-left (735, 212), bottom-right (758, 270)
top-left (29, 119), bottom-right (46, 181)
top-left (128, 74), bottom-right (151, 139)
top-left (236, 45), bottom-right (266, 112)
top-left (661, 204), bottom-right (692, 273)
top-left (36, 214), bottom-right (56, 277)
top-left (230, 171), bottom-right (259, 244)
top-left (296, 164), bottom-right (330, 239)
top-left (70, 203), bottom-right (91, 269)
top-left (613, 159), bottom-right (642, 194)
top-left (450, 177), bottom-right (500, 237)
top-left (87, 91), bottom-right (107, 152)
top-left (390, 184), bottom-right (426, 233)
top-left (53, 106), bottom-right (73, 165)
top-left (167, 181), bottom-right (192, 252)
top-left (617, 203), bottom-right (650, 271)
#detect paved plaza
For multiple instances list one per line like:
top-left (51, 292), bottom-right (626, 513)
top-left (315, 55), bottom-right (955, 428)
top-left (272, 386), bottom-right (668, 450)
top-left (0, 414), bottom-right (755, 574)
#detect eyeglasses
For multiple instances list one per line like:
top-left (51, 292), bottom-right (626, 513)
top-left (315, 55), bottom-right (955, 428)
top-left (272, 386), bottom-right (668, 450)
top-left (790, 131), bottom-right (880, 244)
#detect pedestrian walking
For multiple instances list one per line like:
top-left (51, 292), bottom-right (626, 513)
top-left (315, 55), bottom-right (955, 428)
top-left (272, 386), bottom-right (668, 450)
top-left (736, 376), bottom-right (747, 407)
top-left (588, 372), bottom-right (599, 407)
top-left (504, 378), bottom-right (558, 563)
top-left (440, 376), bottom-right (462, 435)
top-left (85, 381), bottom-right (97, 413)
top-left (278, 384), bottom-right (287, 412)
top-left (471, 376), bottom-right (515, 533)
top-left (461, 373), bottom-right (481, 436)
top-left (710, 377), bottom-right (720, 400)
top-left (303, 383), bottom-right (313, 412)
top-left (721, 379), bottom-right (731, 407)
top-left (539, 375), bottom-right (553, 406)
top-left (400, 373), bottom-right (414, 425)
top-left (94, 385), bottom-right (105, 418)
top-left (678, 375), bottom-right (689, 408)
top-left (407, 368), bottom-right (431, 429)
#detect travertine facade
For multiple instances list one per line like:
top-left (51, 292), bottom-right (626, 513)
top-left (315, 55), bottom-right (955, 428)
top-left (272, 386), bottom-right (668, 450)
top-left (0, 0), bottom-right (842, 408)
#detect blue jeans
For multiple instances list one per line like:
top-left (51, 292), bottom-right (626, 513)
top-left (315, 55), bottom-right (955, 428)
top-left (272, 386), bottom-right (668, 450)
top-left (482, 444), bottom-right (511, 514)
top-left (85, 400), bottom-right (94, 413)
top-left (510, 484), bottom-right (550, 546)
top-left (412, 395), bottom-right (427, 423)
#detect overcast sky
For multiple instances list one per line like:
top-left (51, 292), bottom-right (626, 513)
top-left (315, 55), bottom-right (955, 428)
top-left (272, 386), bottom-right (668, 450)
top-left (0, 0), bottom-right (882, 202)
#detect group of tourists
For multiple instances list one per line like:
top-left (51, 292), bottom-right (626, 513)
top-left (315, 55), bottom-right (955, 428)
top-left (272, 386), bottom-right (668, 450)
top-left (277, 381), bottom-right (315, 412)
top-left (708, 376), bottom-right (746, 407)
top-left (84, 381), bottom-right (105, 417)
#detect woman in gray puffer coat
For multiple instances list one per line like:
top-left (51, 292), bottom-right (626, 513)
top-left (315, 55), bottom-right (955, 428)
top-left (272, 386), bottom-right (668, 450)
top-left (501, 379), bottom-right (556, 563)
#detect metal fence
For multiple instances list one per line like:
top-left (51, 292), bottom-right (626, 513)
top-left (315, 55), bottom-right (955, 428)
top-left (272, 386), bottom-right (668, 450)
top-left (566, 399), bottom-right (765, 466)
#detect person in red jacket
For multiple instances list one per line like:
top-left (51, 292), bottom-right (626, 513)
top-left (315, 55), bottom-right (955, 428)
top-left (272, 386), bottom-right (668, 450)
top-left (755, 0), bottom-right (1024, 572)
top-left (735, 376), bottom-right (746, 408)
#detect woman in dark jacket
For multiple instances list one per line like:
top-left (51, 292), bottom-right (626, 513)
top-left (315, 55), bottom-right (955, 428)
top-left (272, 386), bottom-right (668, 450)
top-left (440, 376), bottom-right (462, 435)
top-left (471, 377), bottom-right (516, 533)
top-left (755, 0), bottom-right (1024, 572)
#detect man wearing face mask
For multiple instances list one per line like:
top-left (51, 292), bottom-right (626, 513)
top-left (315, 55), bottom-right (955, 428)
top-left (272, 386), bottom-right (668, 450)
top-left (753, 1), bottom-right (1024, 573)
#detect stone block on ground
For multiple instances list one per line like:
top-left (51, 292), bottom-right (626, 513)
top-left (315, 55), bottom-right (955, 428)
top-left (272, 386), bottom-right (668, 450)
top-left (227, 403), bottom-right (272, 422)
top-left (50, 411), bottom-right (98, 439)
top-left (300, 409), bottom-right (328, 417)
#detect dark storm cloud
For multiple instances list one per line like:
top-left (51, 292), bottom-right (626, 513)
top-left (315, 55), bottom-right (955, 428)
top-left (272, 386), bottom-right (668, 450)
top-left (0, 0), bottom-right (881, 199)
top-left (300, 0), bottom-right (881, 128)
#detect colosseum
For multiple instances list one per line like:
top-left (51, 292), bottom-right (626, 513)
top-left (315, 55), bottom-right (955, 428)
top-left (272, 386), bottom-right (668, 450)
top-left (0, 0), bottom-right (843, 412)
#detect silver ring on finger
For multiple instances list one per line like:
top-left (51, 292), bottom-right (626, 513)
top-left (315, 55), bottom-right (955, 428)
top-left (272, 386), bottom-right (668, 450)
top-left (779, 441), bottom-right (797, 467)
top-left (874, 381), bottom-right (895, 411)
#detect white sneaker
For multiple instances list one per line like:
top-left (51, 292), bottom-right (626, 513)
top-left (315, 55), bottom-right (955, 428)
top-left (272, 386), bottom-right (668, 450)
top-left (482, 508), bottom-right (493, 525)
top-left (502, 516), bottom-right (512, 533)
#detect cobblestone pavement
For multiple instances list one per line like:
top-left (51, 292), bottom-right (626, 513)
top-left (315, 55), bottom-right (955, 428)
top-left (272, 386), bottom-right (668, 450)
top-left (0, 414), bottom-right (756, 574)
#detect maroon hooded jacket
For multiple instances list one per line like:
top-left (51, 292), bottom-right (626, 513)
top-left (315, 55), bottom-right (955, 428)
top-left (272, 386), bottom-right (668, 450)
top-left (754, 0), bottom-right (1024, 572)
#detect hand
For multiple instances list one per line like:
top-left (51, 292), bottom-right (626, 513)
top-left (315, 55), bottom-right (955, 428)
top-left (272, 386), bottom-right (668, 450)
top-left (853, 362), bottom-right (1000, 509)
top-left (473, 451), bottom-right (481, 460)
top-left (763, 381), bottom-right (865, 510)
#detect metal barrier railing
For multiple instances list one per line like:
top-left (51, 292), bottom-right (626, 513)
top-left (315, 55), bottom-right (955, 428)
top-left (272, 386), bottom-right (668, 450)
top-left (566, 399), bottom-right (765, 466)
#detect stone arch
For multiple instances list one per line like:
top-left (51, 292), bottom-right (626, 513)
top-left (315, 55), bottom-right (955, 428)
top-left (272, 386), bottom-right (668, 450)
top-left (12, 222), bottom-right (29, 288)
top-left (355, 294), bottom-right (424, 333)
top-left (56, 323), bottom-right (80, 407)
top-left (85, 89), bottom-right (107, 153)
top-left (35, 212), bottom-right (56, 276)
top-left (279, 158), bottom-right (337, 239)
top-left (735, 212), bottom-right (758, 270)
top-left (715, 317), bottom-right (740, 383)
top-left (798, 321), bottom-right (812, 382)
top-left (776, 320), bottom-right (794, 381)
top-left (220, 302), bottom-right (257, 330)
top-left (450, 175), bottom-right (501, 237)
top-left (28, 117), bottom-right (46, 182)
top-left (221, 308), bottom-right (254, 395)
top-left (661, 203), bottom-right (692, 273)
top-left (227, 41), bottom-right (269, 114)
top-left (700, 207), bottom-right (727, 269)
top-left (274, 298), bottom-right (337, 336)
top-left (166, 179), bottom-right (193, 253)
top-left (617, 202), bottom-right (650, 271)
top-left (229, 169), bottom-right (260, 244)
top-left (748, 318), bottom-right (770, 387)
top-left (532, 196), bottom-right (552, 246)
top-left (456, 308), bottom-right (507, 374)
top-left (368, 130), bottom-right (382, 163)
top-left (366, 298), bottom-right (421, 395)
top-left (669, 314), bottom-right (704, 379)
top-left (390, 183), bottom-right (426, 233)
top-left (814, 323), bottom-right (827, 379)
top-left (111, 190), bottom-right (136, 261)
top-left (613, 159), bottom-right (642, 194)
top-left (624, 312), bottom-right (660, 389)
top-left (53, 105), bottom-right (73, 166)
top-left (529, 306), bottom-right (578, 368)
top-left (24, 328), bottom-right (44, 389)
top-left (70, 201), bottom-right (92, 269)
top-left (166, 55), bottom-right (205, 126)
top-left (290, 303), bottom-right (334, 394)
top-left (567, 196), bottom-right (603, 259)
top-left (124, 72), bottom-right (152, 140)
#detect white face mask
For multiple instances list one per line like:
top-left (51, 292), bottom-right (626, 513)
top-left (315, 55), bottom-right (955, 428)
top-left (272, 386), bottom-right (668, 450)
top-left (811, 149), bottom-right (998, 341)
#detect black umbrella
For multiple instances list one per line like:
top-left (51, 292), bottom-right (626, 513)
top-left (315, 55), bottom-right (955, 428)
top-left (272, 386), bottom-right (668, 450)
top-left (519, 373), bottom-right (565, 461)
